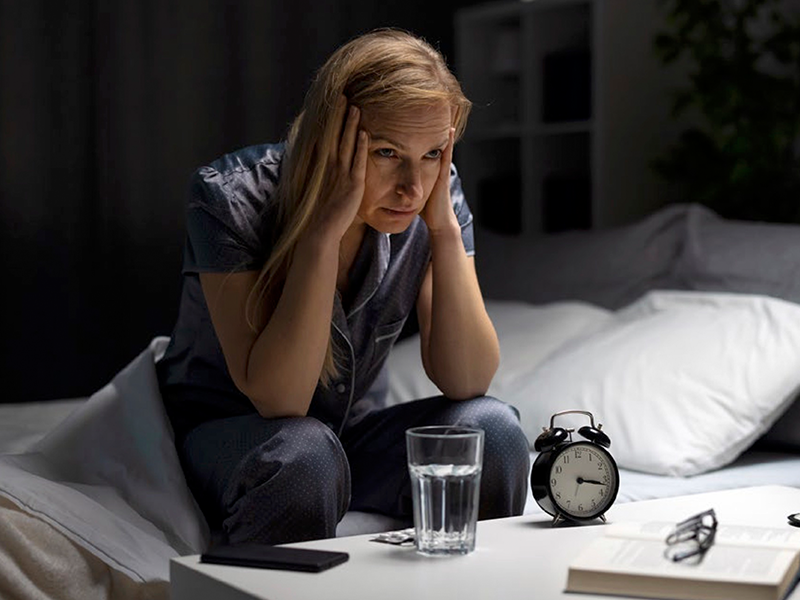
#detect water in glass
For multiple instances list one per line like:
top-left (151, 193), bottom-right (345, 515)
top-left (409, 463), bottom-right (482, 555)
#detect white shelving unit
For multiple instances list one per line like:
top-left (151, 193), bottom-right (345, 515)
top-left (456, 0), bottom-right (595, 236)
top-left (455, 0), bottom-right (682, 236)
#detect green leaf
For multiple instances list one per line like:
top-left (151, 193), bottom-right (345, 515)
top-left (652, 0), bottom-right (800, 222)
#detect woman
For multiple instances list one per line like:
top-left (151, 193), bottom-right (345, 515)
top-left (157, 28), bottom-right (530, 546)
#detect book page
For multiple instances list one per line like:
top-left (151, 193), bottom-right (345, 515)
top-left (571, 536), bottom-right (795, 584)
top-left (607, 521), bottom-right (800, 550)
top-left (714, 525), bottom-right (800, 549)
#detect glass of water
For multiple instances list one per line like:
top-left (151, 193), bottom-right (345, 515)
top-left (406, 426), bottom-right (484, 556)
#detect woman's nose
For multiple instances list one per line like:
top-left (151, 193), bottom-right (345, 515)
top-left (396, 163), bottom-right (423, 201)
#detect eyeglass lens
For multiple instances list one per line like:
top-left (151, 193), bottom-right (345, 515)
top-left (664, 509), bottom-right (718, 563)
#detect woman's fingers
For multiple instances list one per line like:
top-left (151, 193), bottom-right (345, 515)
top-left (440, 127), bottom-right (455, 181)
top-left (420, 127), bottom-right (456, 232)
top-left (328, 95), bottom-right (348, 165)
top-left (431, 127), bottom-right (454, 196)
top-left (311, 97), bottom-right (367, 241)
top-left (338, 104), bottom-right (361, 173)
top-left (352, 130), bottom-right (369, 183)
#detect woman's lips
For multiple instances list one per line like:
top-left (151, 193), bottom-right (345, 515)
top-left (382, 207), bottom-right (416, 216)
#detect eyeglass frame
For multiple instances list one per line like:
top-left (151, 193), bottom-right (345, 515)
top-left (663, 508), bottom-right (718, 563)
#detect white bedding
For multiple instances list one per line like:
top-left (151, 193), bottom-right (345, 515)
top-left (1, 407), bottom-right (797, 525)
top-left (0, 398), bottom-right (84, 454)
top-left (3, 399), bottom-right (798, 508)
top-left (0, 339), bottom-right (207, 586)
top-left (2, 291), bottom-right (800, 593)
top-left (3, 398), bottom-right (800, 544)
top-left (385, 293), bottom-right (800, 507)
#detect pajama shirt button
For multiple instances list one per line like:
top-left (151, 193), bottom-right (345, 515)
top-left (336, 383), bottom-right (346, 394)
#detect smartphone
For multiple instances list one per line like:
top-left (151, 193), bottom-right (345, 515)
top-left (200, 542), bottom-right (349, 573)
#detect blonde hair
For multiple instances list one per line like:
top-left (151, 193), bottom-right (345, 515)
top-left (246, 28), bottom-right (472, 387)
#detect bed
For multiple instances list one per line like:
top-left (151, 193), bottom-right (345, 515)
top-left (2, 203), bottom-right (800, 600)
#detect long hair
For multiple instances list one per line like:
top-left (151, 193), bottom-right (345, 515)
top-left (246, 28), bottom-right (472, 387)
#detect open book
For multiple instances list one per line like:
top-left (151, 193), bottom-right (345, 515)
top-left (566, 521), bottom-right (800, 600)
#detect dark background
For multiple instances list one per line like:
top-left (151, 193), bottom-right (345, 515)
top-left (0, 0), bottom-right (486, 402)
top-left (4, 0), bottom-right (798, 403)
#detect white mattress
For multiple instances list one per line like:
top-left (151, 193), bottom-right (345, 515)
top-left (537, 449), bottom-right (800, 514)
top-left (3, 399), bottom-right (799, 536)
top-left (0, 399), bottom-right (85, 454)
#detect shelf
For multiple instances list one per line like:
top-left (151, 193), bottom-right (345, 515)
top-left (465, 124), bottom-right (524, 141)
top-left (457, 0), bottom-right (596, 236)
top-left (532, 120), bottom-right (593, 136)
top-left (459, 0), bottom-right (592, 21)
top-left (458, 0), bottom-right (679, 235)
top-left (466, 120), bottom-right (594, 141)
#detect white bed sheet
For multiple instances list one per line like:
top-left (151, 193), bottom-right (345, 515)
top-left (617, 450), bottom-right (800, 502)
top-left (0, 338), bottom-right (208, 585)
top-left (0, 399), bottom-right (85, 454)
top-left (3, 397), bottom-right (799, 534)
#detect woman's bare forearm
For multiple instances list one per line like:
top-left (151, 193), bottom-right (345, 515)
top-left (240, 104), bottom-right (367, 418)
top-left (426, 226), bottom-right (500, 399)
top-left (243, 232), bottom-right (340, 417)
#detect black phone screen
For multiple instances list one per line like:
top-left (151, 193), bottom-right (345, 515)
top-left (200, 543), bottom-right (349, 573)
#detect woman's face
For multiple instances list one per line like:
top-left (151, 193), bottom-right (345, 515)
top-left (354, 102), bottom-right (453, 234)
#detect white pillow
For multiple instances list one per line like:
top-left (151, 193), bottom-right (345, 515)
top-left (475, 203), bottom-right (691, 310)
top-left (385, 299), bottom-right (612, 406)
top-left (674, 206), bottom-right (800, 450)
top-left (0, 337), bottom-right (209, 583)
top-left (509, 291), bottom-right (800, 476)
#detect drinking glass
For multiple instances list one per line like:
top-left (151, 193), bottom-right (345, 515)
top-left (406, 426), bottom-right (484, 556)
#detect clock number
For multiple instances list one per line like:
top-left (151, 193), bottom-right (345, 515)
top-left (556, 492), bottom-right (561, 500)
top-left (551, 478), bottom-right (557, 486)
top-left (591, 499), bottom-right (596, 508)
top-left (574, 450), bottom-right (582, 460)
top-left (561, 455), bottom-right (569, 465)
top-left (555, 466), bottom-right (563, 474)
top-left (578, 504), bottom-right (583, 512)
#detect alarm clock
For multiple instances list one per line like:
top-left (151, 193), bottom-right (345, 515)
top-left (530, 409), bottom-right (619, 526)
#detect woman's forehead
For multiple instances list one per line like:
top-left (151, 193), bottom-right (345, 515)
top-left (361, 103), bottom-right (452, 140)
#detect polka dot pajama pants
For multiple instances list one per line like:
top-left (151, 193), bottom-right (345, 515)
top-left (179, 396), bottom-right (530, 546)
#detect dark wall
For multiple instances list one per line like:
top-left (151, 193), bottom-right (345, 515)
top-left (0, 0), bottom-right (484, 402)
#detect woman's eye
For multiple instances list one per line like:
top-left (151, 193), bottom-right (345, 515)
top-left (426, 149), bottom-right (443, 159)
top-left (376, 148), bottom-right (396, 158)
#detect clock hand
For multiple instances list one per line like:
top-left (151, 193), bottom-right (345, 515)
top-left (577, 477), bottom-right (607, 486)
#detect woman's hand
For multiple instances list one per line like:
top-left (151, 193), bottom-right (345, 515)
top-left (308, 96), bottom-right (369, 243)
top-left (420, 127), bottom-right (459, 236)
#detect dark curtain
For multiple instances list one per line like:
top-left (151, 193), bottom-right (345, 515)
top-left (0, 0), bottom-right (476, 402)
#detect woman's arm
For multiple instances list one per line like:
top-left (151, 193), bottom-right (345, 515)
top-left (202, 100), bottom-right (368, 418)
top-left (200, 231), bottom-right (339, 418)
top-left (416, 130), bottom-right (500, 400)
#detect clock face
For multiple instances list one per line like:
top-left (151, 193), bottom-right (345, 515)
top-left (548, 442), bottom-right (618, 520)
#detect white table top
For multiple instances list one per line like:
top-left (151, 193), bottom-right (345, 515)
top-left (171, 485), bottom-right (800, 600)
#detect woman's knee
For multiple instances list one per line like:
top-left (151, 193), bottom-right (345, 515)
top-left (225, 417), bottom-right (349, 502)
top-left (220, 417), bottom-right (351, 544)
top-left (449, 396), bottom-right (527, 442)
top-left (445, 397), bottom-right (531, 518)
top-left (468, 397), bottom-right (529, 461)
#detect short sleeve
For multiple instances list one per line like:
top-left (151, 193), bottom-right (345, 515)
top-left (450, 163), bottom-right (475, 257)
top-left (182, 166), bottom-right (269, 274)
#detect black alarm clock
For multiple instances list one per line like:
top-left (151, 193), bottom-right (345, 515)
top-left (530, 409), bottom-right (619, 526)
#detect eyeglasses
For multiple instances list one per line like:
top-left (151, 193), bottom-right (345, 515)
top-left (664, 508), bottom-right (718, 563)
